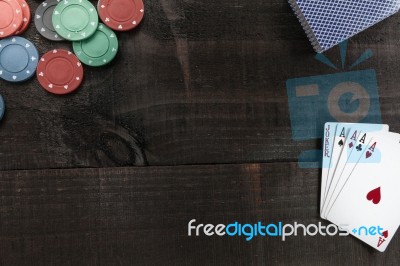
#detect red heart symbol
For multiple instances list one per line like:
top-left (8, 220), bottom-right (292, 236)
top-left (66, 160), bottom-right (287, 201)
top-left (382, 230), bottom-right (389, 238)
top-left (366, 187), bottom-right (381, 204)
top-left (366, 151), bottom-right (372, 158)
top-left (349, 142), bottom-right (354, 148)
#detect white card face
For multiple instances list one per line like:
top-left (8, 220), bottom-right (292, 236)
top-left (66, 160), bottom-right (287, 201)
top-left (327, 132), bottom-right (400, 252)
top-left (320, 123), bottom-right (349, 217)
top-left (321, 122), bottom-right (338, 213)
top-left (321, 124), bottom-right (389, 218)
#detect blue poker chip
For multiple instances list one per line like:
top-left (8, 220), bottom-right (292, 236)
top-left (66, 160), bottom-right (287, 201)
top-left (0, 37), bottom-right (39, 82)
top-left (0, 95), bottom-right (5, 121)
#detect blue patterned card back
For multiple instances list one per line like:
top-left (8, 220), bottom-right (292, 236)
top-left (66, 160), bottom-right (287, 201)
top-left (289, 0), bottom-right (400, 52)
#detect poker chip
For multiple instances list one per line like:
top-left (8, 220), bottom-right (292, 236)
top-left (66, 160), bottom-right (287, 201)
top-left (37, 49), bottom-right (83, 95)
top-left (0, 0), bottom-right (24, 38)
top-left (0, 37), bottom-right (39, 82)
top-left (98, 0), bottom-right (144, 31)
top-left (0, 94), bottom-right (5, 121)
top-left (34, 0), bottom-right (65, 41)
top-left (52, 0), bottom-right (99, 41)
top-left (72, 23), bottom-right (118, 67)
top-left (15, 0), bottom-right (31, 35)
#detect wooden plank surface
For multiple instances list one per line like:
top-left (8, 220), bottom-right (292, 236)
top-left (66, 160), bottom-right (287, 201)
top-left (1, 1), bottom-right (400, 170)
top-left (1, 0), bottom-right (400, 265)
top-left (0, 163), bottom-right (399, 265)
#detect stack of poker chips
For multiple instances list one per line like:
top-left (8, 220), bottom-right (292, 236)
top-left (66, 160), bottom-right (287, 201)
top-left (0, 0), bottom-right (144, 121)
top-left (0, 0), bottom-right (31, 38)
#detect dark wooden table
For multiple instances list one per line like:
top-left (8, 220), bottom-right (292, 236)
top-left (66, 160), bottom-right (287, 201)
top-left (1, 1), bottom-right (400, 265)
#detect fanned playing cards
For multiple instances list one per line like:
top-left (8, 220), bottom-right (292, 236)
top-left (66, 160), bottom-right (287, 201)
top-left (321, 122), bottom-right (400, 252)
top-left (289, 0), bottom-right (400, 52)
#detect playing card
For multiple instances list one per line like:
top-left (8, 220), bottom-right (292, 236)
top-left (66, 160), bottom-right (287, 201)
top-left (321, 122), bottom-right (338, 212)
top-left (326, 132), bottom-right (400, 252)
top-left (321, 124), bottom-right (389, 218)
top-left (320, 123), bottom-right (350, 215)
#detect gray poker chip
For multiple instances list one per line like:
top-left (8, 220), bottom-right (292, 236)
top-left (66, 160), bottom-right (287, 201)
top-left (34, 0), bottom-right (65, 41)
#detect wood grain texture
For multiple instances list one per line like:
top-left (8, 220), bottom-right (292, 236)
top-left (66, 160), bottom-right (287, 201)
top-left (0, 163), bottom-right (398, 265)
top-left (1, 1), bottom-right (400, 264)
top-left (1, 1), bottom-right (400, 170)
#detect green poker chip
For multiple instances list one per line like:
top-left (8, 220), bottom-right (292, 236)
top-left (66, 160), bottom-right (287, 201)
top-left (52, 0), bottom-right (99, 41)
top-left (73, 23), bottom-right (118, 67)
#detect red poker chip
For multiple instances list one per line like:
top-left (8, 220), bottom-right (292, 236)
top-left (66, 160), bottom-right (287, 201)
top-left (37, 49), bottom-right (84, 95)
top-left (0, 0), bottom-right (24, 38)
top-left (15, 0), bottom-right (31, 35)
top-left (98, 0), bottom-right (144, 31)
